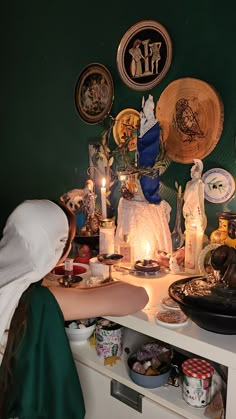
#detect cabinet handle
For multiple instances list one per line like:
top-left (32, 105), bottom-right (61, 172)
top-left (110, 379), bottom-right (143, 413)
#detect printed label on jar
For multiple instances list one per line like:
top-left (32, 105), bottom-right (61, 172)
top-left (182, 375), bottom-right (212, 407)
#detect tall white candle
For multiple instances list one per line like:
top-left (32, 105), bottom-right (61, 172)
top-left (101, 178), bottom-right (107, 219)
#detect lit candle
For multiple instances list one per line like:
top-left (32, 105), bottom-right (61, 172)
top-left (101, 178), bottom-right (107, 220)
top-left (143, 241), bottom-right (151, 265)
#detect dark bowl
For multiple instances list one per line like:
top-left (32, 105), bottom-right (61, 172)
top-left (168, 277), bottom-right (236, 335)
top-left (97, 253), bottom-right (123, 265)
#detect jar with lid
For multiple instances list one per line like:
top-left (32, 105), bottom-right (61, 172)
top-left (182, 358), bottom-right (214, 408)
top-left (99, 219), bottom-right (115, 254)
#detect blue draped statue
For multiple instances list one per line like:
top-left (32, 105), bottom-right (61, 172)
top-left (137, 95), bottom-right (161, 204)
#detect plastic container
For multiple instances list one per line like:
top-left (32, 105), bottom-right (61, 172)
top-left (182, 358), bottom-right (214, 407)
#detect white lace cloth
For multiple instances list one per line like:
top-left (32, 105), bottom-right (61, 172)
top-left (115, 198), bottom-right (172, 261)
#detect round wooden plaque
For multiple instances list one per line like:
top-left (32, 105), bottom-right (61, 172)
top-left (156, 78), bottom-right (224, 163)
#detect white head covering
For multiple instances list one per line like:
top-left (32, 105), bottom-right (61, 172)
top-left (0, 199), bottom-right (69, 364)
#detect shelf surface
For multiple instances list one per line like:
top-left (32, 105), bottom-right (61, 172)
top-left (104, 271), bottom-right (236, 368)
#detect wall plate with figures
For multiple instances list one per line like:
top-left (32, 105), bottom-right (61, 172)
top-left (202, 168), bottom-right (235, 203)
top-left (116, 20), bottom-right (172, 91)
top-left (74, 63), bottom-right (114, 125)
top-left (198, 243), bottom-right (221, 276)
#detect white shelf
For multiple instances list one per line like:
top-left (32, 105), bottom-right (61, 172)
top-left (105, 271), bottom-right (236, 368)
top-left (71, 328), bottom-right (208, 419)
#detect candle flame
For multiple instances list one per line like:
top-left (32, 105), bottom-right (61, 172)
top-left (102, 178), bottom-right (106, 188)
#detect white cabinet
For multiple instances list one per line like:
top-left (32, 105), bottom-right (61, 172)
top-left (71, 272), bottom-right (235, 419)
top-left (75, 360), bottom-right (182, 419)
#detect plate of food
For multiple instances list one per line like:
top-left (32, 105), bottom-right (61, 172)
top-left (155, 310), bottom-right (188, 328)
top-left (161, 296), bottom-right (181, 310)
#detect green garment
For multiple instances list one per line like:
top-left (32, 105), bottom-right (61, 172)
top-left (3, 282), bottom-right (85, 419)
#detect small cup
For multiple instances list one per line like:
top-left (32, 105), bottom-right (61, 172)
top-left (89, 257), bottom-right (109, 277)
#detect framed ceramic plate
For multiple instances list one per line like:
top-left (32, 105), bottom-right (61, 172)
top-left (113, 108), bottom-right (140, 151)
top-left (156, 78), bottom-right (224, 163)
top-left (116, 20), bottom-right (172, 91)
top-left (74, 63), bottom-right (114, 124)
top-left (202, 168), bottom-right (235, 203)
top-left (198, 244), bottom-right (220, 276)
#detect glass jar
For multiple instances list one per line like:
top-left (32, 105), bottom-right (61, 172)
top-left (182, 358), bottom-right (214, 408)
top-left (99, 219), bottom-right (115, 254)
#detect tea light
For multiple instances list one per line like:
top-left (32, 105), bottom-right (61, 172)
top-left (101, 178), bottom-right (107, 219)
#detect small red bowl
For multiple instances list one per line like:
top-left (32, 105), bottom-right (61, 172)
top-left (53, 265), bottom-right (87, 275)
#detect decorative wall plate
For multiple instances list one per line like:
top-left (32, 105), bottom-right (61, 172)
top-left (198, 243), bottom-right (220, 276)
top-left (113, 108), bottom-right (140, 151)
top-left (74, 63), bottom-right (114, 125)
top-left (116, 20), bottom-right (172, 91)
top-left (202, 168), bottom-right (235, 203)
top-left (156, 78), bottom-right (224, 163)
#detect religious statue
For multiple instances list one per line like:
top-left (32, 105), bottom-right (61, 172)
top-left (183, 159), bottom-right (207, 230)
top-left (183, 159), bottom-right (207, 274)
top-left (137, 94), bottom-right (161, 204)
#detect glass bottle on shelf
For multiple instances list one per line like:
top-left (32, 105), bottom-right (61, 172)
top-left (118, 234), bottom-right (134, 266)
top-left (171, 187), bottom-right (184, 252)
top-left (64, 241), bottom-right (79, 275)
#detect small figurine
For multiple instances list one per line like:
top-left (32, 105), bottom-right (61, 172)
top-left (169, 255), bottom-right (181, 274)
top-left (60, 189), bottom-right (84, 212)
top-left (183, 159), bottom-right (207, 230)
top-left (83, 179), bottom-right (96, 217)
top-left (183, 159), bottom-right (207, 274)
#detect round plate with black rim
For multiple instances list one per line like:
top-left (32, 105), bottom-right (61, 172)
top-left (116, 20), bottom-right (172, 91)
top-left (75, 63), bottom-right (114, 125)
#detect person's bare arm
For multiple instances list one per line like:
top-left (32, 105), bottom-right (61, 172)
top-left (49, 281), bottom-right (149, 320)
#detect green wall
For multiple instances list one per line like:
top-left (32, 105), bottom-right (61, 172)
top-left (1, 0), bottom-right (236, 236)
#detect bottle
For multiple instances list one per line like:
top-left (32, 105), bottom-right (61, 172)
top-left (118, 234), bottom-right (134, 266)
top-left (99, 219), bottom-right (115, 254)
top-left (64, 241), bottom-right (78, 275)
top-left (171, 187), bottom-right (184, 251)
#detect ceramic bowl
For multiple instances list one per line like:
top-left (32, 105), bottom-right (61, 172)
top-left (127, 353), bottom-right (171, 389)
top-left (65, 322), bottom-right (96, 343)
